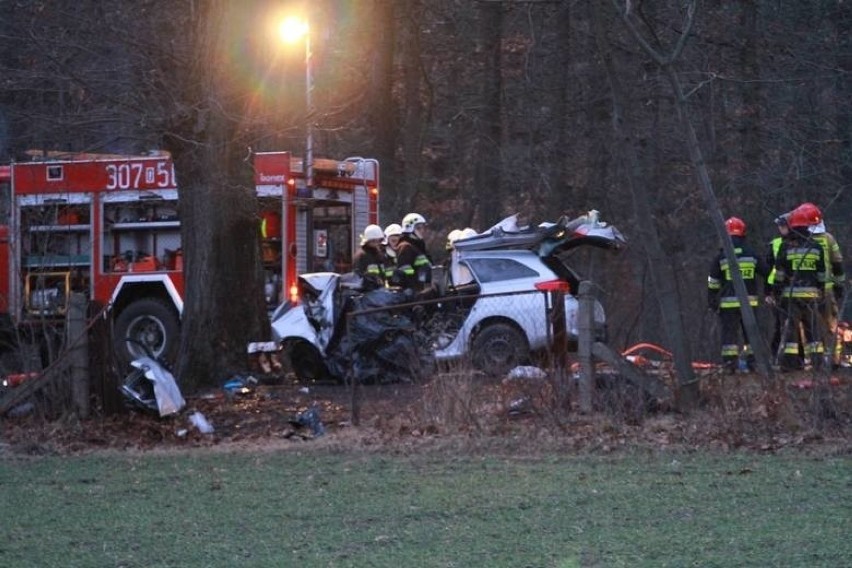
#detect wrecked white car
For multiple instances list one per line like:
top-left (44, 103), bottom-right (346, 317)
top-left (271, 212), bottom-right (625, 382)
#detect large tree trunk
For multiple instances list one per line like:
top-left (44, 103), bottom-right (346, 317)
top-left (472, 1), bottom-right (504, 224)
top-left (168, 1), bottom-right (269, 391)
top-left (369, 0), bottom-right (398, 200)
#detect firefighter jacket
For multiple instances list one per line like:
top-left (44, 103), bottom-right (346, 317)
top-left (811, 231), bottom-right (845, 295)
top-left (765, 236), bottom-right (784, 286)
top-left (396, 234), bottom-right (433, 291)
top-left (383, 249), bottom-right (400, 286)
top-left (353, 244), bottom-right (386, 292)
top-left (772, 232), bottom-right (827, 300)
top-left (707, 236), bottom-right (768, 310)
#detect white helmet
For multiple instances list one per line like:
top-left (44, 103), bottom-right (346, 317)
top-left (383, 223), bottom-right (403, 240)
top-left (401, 212), bottom-right (427, 233)
top-left (460, 227), bottom-right (477, 239)
top-left (446, 229), bottom-right (463, 250)
top-left (361, 224), bottom-right (384, 245)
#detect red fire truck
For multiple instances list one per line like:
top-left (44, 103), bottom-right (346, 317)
top-left (0, 150), bottom-right (379, 367)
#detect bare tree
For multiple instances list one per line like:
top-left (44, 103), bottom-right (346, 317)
top-left (611, 0), bottom-right (775, 386)
top-left (590, 2), bottom-right (699, 407)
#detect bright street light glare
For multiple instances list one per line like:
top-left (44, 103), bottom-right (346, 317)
top-left (277, 17), bottom-right (309, 44)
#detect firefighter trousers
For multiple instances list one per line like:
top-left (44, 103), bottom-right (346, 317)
top-left (719, 308), bottom-right (752, 370)
top-left (780, 298), bottom-right (824, 371)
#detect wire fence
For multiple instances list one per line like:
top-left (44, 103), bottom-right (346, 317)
top-left (336, 287), bottom-right (582, 424)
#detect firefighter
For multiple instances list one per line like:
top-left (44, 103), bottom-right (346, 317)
top-left (352, 224), bottom-right (387, 292)
top-left (796, 202), bottom-right (846, 367)
top-left (396, 212), bottom-right (434, 292)
top-left (765, 213), bottom-right (799, 366)
top-left (708, 217), bottom-right (769, 373)
top-left (447, 228), bottom-right (476, 287)
top-left (382, 223), bottom-right (403, 286)
top-left (772, 207), bottom-right (828, 371)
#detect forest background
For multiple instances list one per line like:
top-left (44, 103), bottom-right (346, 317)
top-left (0, 0), bottom-right (848, 388)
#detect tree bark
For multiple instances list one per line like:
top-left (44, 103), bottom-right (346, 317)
top-left (168, 1), bottom-right (269, 390)
top-left (473, 1), bottom-right (504, 224)
top-left (369, 0), bottom-right (398, 200)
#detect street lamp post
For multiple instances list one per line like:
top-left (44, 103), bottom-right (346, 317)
top-left (278, 17), bottom-right (313, 194)
top-left (304, 25), bottom-right (313, 193)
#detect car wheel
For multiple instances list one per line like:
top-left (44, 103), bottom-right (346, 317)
top-left (471, 322), bottom-right (529, 376)
top-left (284, 339), bottom-right (329, 382)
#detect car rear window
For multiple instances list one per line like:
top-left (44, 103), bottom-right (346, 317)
top-left (466, 258), bottom-right (540, 283)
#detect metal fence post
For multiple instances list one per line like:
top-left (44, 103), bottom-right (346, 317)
top-left (577, 281), bottom-right (594, 413)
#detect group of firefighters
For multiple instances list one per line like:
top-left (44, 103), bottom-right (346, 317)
top-left (353, 213), bottom-right (479, 295)
top-left (708, 202), bottom-right (846, 373)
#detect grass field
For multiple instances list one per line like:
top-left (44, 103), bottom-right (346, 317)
top-left (0, 447), bottom-right (849, 567)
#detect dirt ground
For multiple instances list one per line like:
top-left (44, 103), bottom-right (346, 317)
top-left (1, 366), bottom-right (851, 456)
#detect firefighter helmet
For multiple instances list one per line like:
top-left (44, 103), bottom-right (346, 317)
top-left (793, 202), bottom-right (822, 226)
top-left (361, 224), bottom-right (384, 245)
top-left (384, 223), bottom-right (403, 238)
top-left (383, 223), bottom-right (403, 246)
top-left (725, 217), bottom-right (746, 237)
top-left (788, 207), bottom-right (815, 229)
top-left (460, 227), bottom-right (478, 239)
top-left (402, 213), bottom-right (427, 233)
top-left (446, 229), bottom-right (463, 250)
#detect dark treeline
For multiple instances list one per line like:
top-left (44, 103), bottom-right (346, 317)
top-left (0, 1), bottom-right (848, 377)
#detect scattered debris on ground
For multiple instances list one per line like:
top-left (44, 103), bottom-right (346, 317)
top-left (1, 368), bottom-right (850, 456)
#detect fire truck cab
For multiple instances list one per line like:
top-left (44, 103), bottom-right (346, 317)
top-left (0, 149), bottom-right (379, 368)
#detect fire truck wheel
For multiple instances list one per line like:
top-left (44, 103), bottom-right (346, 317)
top-left (114, 299), bottom-right (180, 367)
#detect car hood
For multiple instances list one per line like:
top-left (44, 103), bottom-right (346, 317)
top-left (452, 211), bottom-right (626, 257)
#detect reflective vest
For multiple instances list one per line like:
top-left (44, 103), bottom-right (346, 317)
top-left (774, 240), bottom-right (826, 299)
top-left (811, 232), bottom-right (845, 290)
top-left (766, 237), bottom-right (783, 285)
top-left (708, 241), bottom-right (765, 309)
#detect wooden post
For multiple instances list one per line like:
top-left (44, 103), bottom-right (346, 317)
top-left (67, 292), bottom-right (89, 418)
top-left (550, 287), bottom-right (569, 413)
top-left (577, 281), bottom-right (594, 413)
top-left (347, 313), bottom-right (360, 426)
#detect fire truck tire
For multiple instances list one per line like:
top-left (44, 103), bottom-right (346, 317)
top-left (114, 299), bottom-right (180, 367)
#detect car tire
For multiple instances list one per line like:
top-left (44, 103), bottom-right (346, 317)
top-left (284, 339), bottom-right (329, 382)
top-left (113, 299), bottom-right (180, 368)
top-left (472, 322), bottom-right (529, 376)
